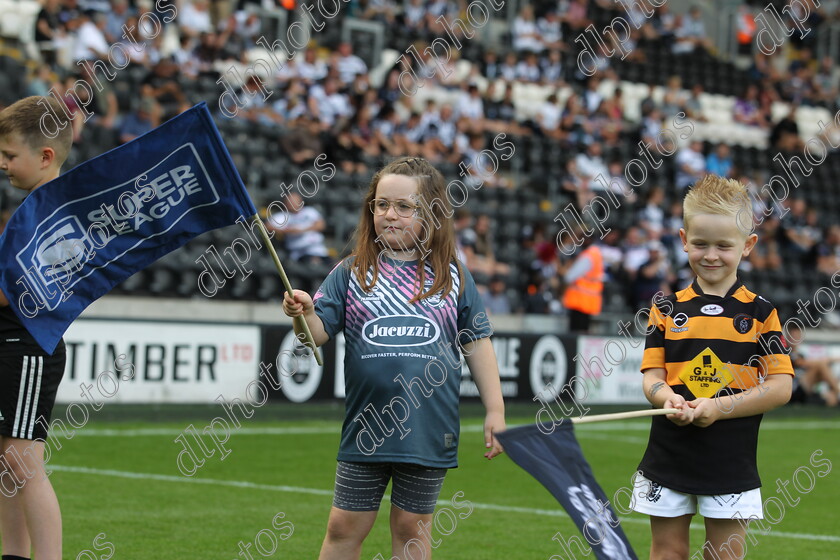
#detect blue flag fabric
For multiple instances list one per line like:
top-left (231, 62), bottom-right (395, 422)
top-left (0, 102), bottom-right (257, 353)
top-left (495, 422), bottom-right (637, 560)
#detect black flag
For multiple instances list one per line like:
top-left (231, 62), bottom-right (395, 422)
top-left (496, 421), bottom-right (638, 560)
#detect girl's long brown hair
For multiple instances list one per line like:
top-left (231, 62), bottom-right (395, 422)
top-left (350, 156), bottom-right (461, 303)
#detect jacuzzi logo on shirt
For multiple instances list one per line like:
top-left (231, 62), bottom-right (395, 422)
top-left (362, 315), bottom-right (440, 347)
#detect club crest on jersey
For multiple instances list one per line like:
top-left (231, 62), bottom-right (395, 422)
top-left (421, 280), bottom-right (445, 307)
top-left (733, 313), bottom-right (753, 334)
top-left (362, 315), bottom-right (440, 347)
top-left (359, 288), bottom-right (382, 301)
top-left (701, 304), bottom-right (724, 315)
top-left (670, 312), bottom-right (689, 332)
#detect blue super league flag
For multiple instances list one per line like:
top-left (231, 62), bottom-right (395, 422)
top-left (0, 102), bottom-right (257, 353)
top-left (496, 422), bottom-right (638, 560)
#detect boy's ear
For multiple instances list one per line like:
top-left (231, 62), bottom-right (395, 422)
top-left (39, 146), bottom-right (57, 169)
top-left (742, 233), bottom-right (758, 257)
top-left (678, 227), bottom-right (688, 251)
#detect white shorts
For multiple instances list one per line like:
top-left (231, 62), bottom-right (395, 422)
top-left (631, 474), bottom-right (764, 519)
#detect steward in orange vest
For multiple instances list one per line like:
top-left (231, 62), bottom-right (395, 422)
top-left (562, 242), bottom-right (604, 332)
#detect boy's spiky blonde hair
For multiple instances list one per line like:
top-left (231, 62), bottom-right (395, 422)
top-left (683, 175), bottom-right (753, 235)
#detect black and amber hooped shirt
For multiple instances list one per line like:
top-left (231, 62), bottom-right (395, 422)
top-left (638, 279), bottom-right (793, 495)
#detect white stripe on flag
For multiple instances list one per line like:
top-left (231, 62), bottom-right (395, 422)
top-left (12, 356), bottom-right (30, 438)
top-left (26, 357), bottom-right (44, 438)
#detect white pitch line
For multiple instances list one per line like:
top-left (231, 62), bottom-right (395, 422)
top-left (71, 420), bottom-right (838, 438)
top-left (50, 465), bottom-right (840, 543)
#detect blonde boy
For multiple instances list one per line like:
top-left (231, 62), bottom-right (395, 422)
top-left (0, 96), bottom-right (73, 560)
top-left (633, 175), bottom-right (793, 560)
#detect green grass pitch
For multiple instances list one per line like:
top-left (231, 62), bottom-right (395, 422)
top-left (42, 403), bottom-right (839, 559)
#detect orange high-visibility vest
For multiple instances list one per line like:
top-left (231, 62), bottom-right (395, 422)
top-left (737, 11), bottom-right (756, 44)
top-left (562, 245), bottom-right (604, 316)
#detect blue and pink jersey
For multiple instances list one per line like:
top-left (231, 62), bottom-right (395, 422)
top-left (313, 256), bottom-right (492, 468)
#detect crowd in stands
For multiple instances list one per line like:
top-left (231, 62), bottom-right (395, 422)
top-left (3, 0), bottom-right (840, 329)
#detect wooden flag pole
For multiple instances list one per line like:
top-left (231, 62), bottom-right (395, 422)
top-left (252, 215), bottom-right (323, 366)
top-left (570, 408), bottom-right (680, 424)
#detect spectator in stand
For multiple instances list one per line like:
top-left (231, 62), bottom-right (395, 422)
top-left (403, 0), bottom-right (427, 32)
top-left (237, 75), bottom-right (279, 126)
top-left (221, 10), bottom-right (261, 52)
top-left (786, 323), bottom-right (840, 407)
top-left (622, 225), bottom-right (651, 284)
top-left (25, 64), bottom-right (54, 97)
top-left (783, 64), bottom-right (815, 105)
top-left (733, 83), bottom-right (769, 128)
top-left (599, 87), bottom-right (624, 121)
top-left (662, 199), bottom-right (689, 271)
top-left (462, 134), bottom-right (510, 188)
top-left (78, 61), bottom-right (119, 129)
top-left (171, 35), bottom-right (201, 79)
top-left (780, 198), bottom-right (819, 257)
top-left (513, 5), bottom-right (543, 53)
top-left (308, 78), bottom-right (353, 132)
top-left (141, 59), bottom-right (189, 118)
top-left (637, 186), bottom-right (666, 239)
top-left (327, 124), bottom-right (367, 175)
top-left (652, 3), bottom-right (678, 46)
top-left (35, 0), bottom-right (65, 64)
top-left (281, 115), bottom-right (324, 165)
top-left (180, 0), bottom-right (213, 38)
top-left (396, 112), bottom-right (432, 158)
top-left (272, 80), bottom-right (308, 123)
top-left (499, 52), bottom-right (518, 82)
top-left (333, 42), bottom-right (368, 86)
top-left (73, 11), bottom-right (109, 63)
top-left (356, 0), bottom-right (396, 25)
top-left (813, 54), bottom-right (839, 106)
top-left (583, 75), bottom-right (604, 114)
top-left (537, 10), bottom-right (565, 50)
top-left (536, 93), bottom-right (562, 140)
top-left (770, 104), bottom-right (805, 151)
top-left (516, 52), bottom-right (541, 84)
top-left (561, 93), bottom-right (593, 146)
top-left (675, 139), bottom-right (706, 192)
top-left (424, 0), bottom-right (451, 33)
top-left (633, 240), bottom-right (673, 310)
top-left (265, 192), bottom-right (329, 265)
top-left (563, 0), bottom-right (592, 31)
top-left (540, 49), bottom-right (565, 87)
top-left (482, 275), bottom-right (513, 315)
top-left (603, 160), bottom-right (635, 203)
top-left (575, 141), bottom-right (610, 193)
top-left (349, 105), bottom-right (381, 161)
top-left (683, 83), bottom-right (707, 123)
top-left (561, 157), bottom-right (592, 209)
top-left (372, 105), bottom-right (403, 157)
top-left (672, 5), bottom-right (713, 54)
top-left (705, 143), bottom-right (733, 178)
top-left (481, 49), bottom-right (502, 81)
top-left (640, 105), bottom-right (664, 145)
top-left (660, 75), bottom-right (687, 117)
top-left (119, 97), bottom-right (160, 143)
top-left (815, 224), bottom-right (840, 276)
top-left (298, 47), bottom-right (328, 86)
top-left (749, 216), bottom-right (783, 271)
top-left (207, 0), bottom-right (236, 30)
top-left (490, 83), bottom-right (525, 135)
top-left (473, 214), bottom-right (511, 276)
top-left (455, 84), bottom-right (485, 131)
